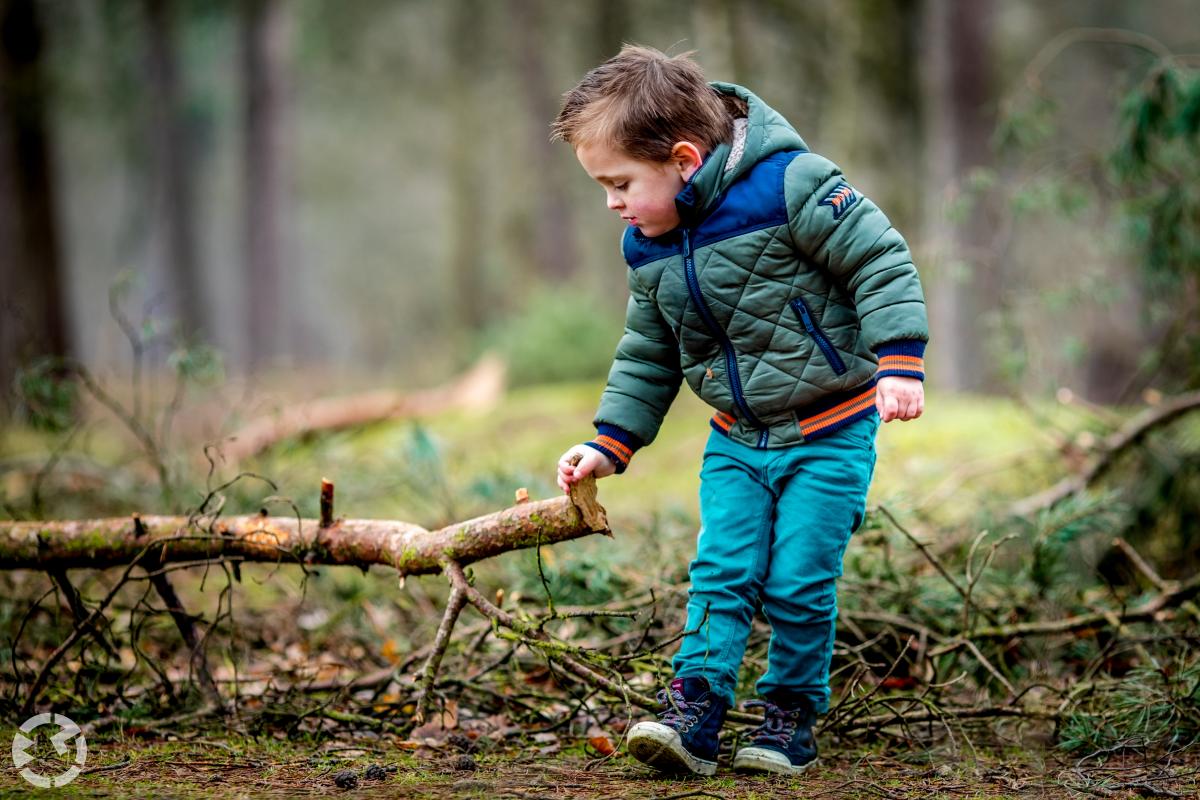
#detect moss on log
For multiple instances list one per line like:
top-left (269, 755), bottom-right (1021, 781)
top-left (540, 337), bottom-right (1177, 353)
top-left (0, 477), bottom-right (609, 575)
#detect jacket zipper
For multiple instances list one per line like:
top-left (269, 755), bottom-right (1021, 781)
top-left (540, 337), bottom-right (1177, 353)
top-left (790, 297), bottom-right (848, 375)
top-left (681, 230), bottom-right (769, 447)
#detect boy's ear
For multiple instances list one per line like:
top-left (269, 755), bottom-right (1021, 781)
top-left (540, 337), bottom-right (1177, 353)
top-left (670, 141), bottom-right (705, 181)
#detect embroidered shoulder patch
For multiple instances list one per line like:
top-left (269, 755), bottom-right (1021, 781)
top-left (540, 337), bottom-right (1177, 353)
top-left (819, 182), bottom-right (859, 220)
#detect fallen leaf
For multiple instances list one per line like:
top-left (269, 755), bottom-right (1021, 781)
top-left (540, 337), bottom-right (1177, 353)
top-left (588, 735), bottom-right (616, 756)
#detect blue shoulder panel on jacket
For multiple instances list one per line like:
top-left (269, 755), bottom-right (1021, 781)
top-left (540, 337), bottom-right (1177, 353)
top-left (623, 226), bottom-right (679, 270)
top-left (622, 150), bottom-right (805, 269)
top-left (692, 150), bottom-right (802, 250)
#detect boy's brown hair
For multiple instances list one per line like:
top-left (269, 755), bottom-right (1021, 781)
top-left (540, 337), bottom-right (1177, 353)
top-left (551, 44), bottom-right (737, 162)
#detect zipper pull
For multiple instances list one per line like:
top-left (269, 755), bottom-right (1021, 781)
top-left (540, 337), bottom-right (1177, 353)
top-left (792, 298), bottom-right (820, 333)
top-left (793, 299), bottom-right (815, 330)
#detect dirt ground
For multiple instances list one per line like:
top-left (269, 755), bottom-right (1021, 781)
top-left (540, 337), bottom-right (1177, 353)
top-left (2, 735), bottom-right (1197, 800)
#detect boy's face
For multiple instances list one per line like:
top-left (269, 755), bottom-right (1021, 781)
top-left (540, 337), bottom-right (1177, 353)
top-left (575, 140), bottom-right (703, 238)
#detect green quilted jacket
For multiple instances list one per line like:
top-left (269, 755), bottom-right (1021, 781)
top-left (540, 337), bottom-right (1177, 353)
top-left (585, 82), bottom-right (929, 473)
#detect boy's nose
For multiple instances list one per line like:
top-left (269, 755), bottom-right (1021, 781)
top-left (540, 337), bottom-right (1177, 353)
top-left (606, 193), bottom-right (623, 210)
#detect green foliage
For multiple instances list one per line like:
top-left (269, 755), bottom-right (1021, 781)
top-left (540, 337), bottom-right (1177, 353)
top-left (995, 92), bottom-right (1059, 152)
top-left (1018, 491), bottom-right (1128, 597)
top-left (1116, 440), bottom-right (1200, 581)
top-left (476, 286), bottom-right (624, 388)
top-left (1009, 176), bottom-right (1090, 218)
top-left (1115, 70), bottom-right (1200, 277)
top-left (13, 359), bottom-right (78, 433)
top-left (167, 342), bottom-right (224, 385)
top-left (992, 45), bottom-right (1200, 396)
top-left (333, 422), bottom-right (555, 529)
top-left (1111, 64), bottom-right (1200, 387)
top-left (518, 540), bottom-right (631, 606)
top-left (375, 423), bottom-right (460, 526)
top-left (1058, 651), bottom-right (1200, 753)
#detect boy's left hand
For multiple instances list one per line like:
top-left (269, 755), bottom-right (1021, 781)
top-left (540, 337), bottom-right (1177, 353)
top-left (876, 376), bottom-right (924, 422)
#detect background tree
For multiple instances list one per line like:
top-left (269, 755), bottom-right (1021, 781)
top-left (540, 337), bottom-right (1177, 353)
top-left (510, 0), bottom-right (577, 283)
top-left (0, 0), bottom-right (66, 410)
top-left (921, 0), bottom-right (1000, 393)
top-left (445, 0), bottom-right (487, 339)
top-left (143, 0), bottom-right (206, 345)
top-left (241, 0), bottom-right (292, 370)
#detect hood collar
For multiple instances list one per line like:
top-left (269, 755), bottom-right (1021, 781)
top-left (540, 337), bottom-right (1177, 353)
top-left (635, 82), bottom-right (808, 241)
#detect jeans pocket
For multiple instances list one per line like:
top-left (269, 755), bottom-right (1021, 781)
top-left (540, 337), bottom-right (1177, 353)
top-left (837, 415), bottom-right (879, 449)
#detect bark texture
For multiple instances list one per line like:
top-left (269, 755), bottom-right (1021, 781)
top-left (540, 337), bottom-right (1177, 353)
top-left (0, 477), bottom-right (607, 573)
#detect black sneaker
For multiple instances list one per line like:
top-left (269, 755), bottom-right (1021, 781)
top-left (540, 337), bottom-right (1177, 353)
top-left (733, 692), bottom-right (820, 775)
top-left (626, 676), bottom-right (728, 776)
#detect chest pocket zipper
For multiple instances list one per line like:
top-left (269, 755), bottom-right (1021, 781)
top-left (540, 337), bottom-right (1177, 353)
top-left (790, 297), bottom-right (848, 376)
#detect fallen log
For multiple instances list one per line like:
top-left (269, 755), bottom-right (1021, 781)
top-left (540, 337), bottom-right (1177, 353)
top-left (221, 354), bottom-right (506, 461)
top-left (1010, 389), bottom-right (1200, 517)
top-left (0, 473), bottom-right (607, 574)
top-left (6, 473), bottom-right (613, 717)
top-left (928, 568), bottom-right (1200, 647)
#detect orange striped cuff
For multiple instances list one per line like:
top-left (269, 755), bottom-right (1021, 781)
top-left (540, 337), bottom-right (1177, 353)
top-left (875, 340), bottom-right (926, 381)
top-left (585, 424), bottom-right (642, 474)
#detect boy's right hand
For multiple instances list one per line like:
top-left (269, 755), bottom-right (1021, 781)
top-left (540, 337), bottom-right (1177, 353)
top-left (556, 444), bottom-right (617, 494)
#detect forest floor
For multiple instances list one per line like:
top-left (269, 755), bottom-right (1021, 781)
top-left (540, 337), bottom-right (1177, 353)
top-left (2, 731), bottom-right (1197, 799)
top-left (4, 379), bottom-right (1200, 799)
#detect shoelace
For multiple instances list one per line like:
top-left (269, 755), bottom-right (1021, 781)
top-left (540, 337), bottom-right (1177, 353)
top-left (655, 686), bottom-right (710, 732)
top-left (744, 699), bottom-right (801, 748)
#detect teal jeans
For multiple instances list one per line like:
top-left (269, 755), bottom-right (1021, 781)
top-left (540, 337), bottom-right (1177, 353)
top-left (672, 413), bottom-right (879, 713)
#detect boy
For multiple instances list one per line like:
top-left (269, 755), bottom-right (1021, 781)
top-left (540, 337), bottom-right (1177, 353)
top-left (552, 46), bottom-right (927, 776)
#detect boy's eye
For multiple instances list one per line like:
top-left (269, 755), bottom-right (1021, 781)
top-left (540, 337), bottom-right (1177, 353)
top-left (613, 182), bottom-right (628, 191)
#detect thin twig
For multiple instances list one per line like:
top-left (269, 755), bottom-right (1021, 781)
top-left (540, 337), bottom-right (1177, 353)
top-left (414, 563), bottom-right (469, 724)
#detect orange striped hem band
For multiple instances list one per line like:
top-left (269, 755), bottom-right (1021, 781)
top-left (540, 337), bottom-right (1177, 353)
top-left (799, 385), bottom-right (877, 436)
top-left (711, 411), bottom-right (736, 432)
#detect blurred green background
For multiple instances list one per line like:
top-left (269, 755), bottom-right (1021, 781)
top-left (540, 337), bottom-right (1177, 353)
top-left (4, 0), bottom-right (1200, 401)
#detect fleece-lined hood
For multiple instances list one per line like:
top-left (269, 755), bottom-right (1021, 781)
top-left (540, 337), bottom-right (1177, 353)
top-left (672, 82), bottom-right (810, 226)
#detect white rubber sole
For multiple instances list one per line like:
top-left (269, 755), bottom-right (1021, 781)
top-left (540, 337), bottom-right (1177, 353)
top-left (626, 721), bottom-right (718, 776)
top-left (733, 745), bottom-right (819, 776)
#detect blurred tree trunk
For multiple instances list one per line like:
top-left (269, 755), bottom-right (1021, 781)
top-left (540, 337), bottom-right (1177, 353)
top-left (447, 0), bottom-right (486, 337)
top-left (920, 0), bottom-right (1001, 393)
top-left (143, 0), bottom-right (206, 343)
top-left (0, 0), bottom-right (66, 408)
top-left (509, 0), bottom-right (576, 281)
top-left (241, 0), bottom-right (291, 371)
top-left (847, 0), bottom-right (923, 232)
top-left (693, 0), bottom-right (751, 84)
top-left (588, 0), bottom-right (628, 68)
